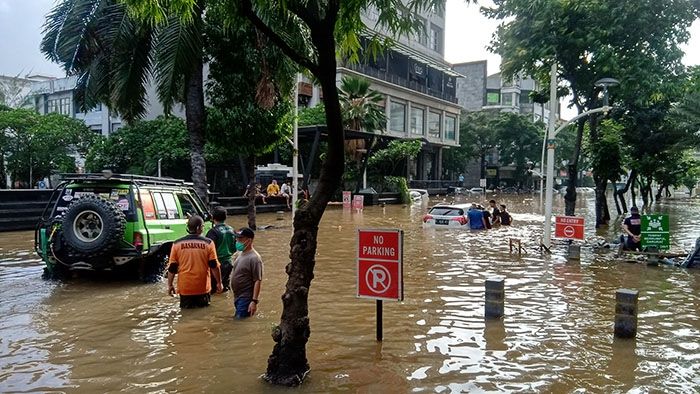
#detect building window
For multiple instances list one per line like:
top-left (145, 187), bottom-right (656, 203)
top-left (502, 93), bottom-right (513, 106)
top-left (445, 116), bottom-right (456, 140)
top-left (487, 92), bottom-right (500, 105)
top-left (89, 125), bottom-right (102, 135)
top-left (411, 107), bottom-right (424, 135)
top-left (111, 123), bottom-right (122, 134)
top-left (428, 111), bottom-right (441, 138)
top-left (430, 24), bottom-right (443, 53)
top-left (389, 101), bottom-right (406, 132)
top-left (415, 18), bottom-right (428, 46)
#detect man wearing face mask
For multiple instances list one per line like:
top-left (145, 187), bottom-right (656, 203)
top-left (167, 215), bottom-right (223, 308)
top-left (229, 227), bottom-right (263, 318)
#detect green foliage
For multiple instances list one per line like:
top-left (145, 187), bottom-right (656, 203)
top-left (0, 108), bottom-right (95, 185)
top-left (445, 110), bottom-right (543, 184)
top-left (585, 119), bottom-right (625, 182)
top-left (41, 0), bottom-right (206, 121)
top-left (204, 8), bottom-right (295, 159)
top-left (385, 176), bottom-right (410, 203)
top-left (368, 139), bottom-right (422, 175)
top-left (339, 76), bottom-right (386, 133)
top-left (298, 103), bottom-right (326, 127)
top-left (85, 116), bottom-right (190, 177)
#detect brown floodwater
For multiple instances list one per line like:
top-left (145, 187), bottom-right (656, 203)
top-left (1, 191), bottom-right (699, 393)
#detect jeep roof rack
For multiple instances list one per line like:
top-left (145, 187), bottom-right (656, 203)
top-left (60, 173), bottom-right (189, 187)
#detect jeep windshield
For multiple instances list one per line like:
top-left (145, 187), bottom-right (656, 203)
top-left (55, 186), bottom-right (137, 221)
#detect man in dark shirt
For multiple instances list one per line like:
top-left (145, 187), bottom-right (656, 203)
top-left (622, 206), bottom-right (642, 251)
top-left (230, 227), bottom-right (263, 318)
top-left (206, 206), bottom-right (235, 293)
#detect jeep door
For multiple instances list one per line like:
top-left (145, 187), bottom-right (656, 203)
top-left (140, 190), bottom-right (186, 247)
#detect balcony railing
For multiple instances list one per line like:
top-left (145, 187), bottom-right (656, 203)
top-left (345, 63), bottom-right (458, 104)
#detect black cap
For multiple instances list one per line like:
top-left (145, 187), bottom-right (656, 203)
top-left (235, 227), bottom-right (255, 239)
top-left (631, 206), bottom-right (639, 213)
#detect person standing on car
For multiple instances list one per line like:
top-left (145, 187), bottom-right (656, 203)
top-left (622, 206), bottom-right (642, 251)
top-left (229, 227), bottom-right (263, 318)
top-left (206, 206), bottom-right (236, 293)
top-left (467, 203), bottom-right (487, 230)
top-left (167, 216), bottom-right (223, 308)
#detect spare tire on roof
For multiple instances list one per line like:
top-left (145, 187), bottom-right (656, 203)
top-left (61, 194), bottom-right (126, 256)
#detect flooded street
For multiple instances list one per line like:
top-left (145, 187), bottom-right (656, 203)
top-left (1, 192), bottom-right (699, 393)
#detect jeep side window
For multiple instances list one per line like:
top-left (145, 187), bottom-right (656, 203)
top-left (152, 192), bottom-right (168, 220)
top-left (177, 193), bottom-right (197, 217)
top-left (161, 193), bottom-right (180, 219)
top-left (139, 191), bottom-right (157, 220)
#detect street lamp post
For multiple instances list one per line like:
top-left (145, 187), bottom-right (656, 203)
top-left (542, 64), bottom-right (615, 249)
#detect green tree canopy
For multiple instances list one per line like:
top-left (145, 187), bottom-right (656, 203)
top-left (85, 116), bottom-right (190, 178)
top-left (0, 108), bottom-right (95, 186)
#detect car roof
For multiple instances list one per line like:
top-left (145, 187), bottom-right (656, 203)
top-left (430, 203), bottom-right (472, 210)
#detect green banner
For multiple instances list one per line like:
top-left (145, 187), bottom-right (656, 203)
top-left (641, 214), bottom-right (670, 250)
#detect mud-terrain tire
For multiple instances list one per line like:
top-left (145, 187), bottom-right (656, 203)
top-left (61, 195), bottom-right (126, 256)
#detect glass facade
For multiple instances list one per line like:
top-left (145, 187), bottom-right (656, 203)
top-left (428, 111), bottom-right (441, 138)
top-left (411, 107), bottom-right (424, 135)
top-left (445, 116), bottom-right (456, 140)
top-left (390, 101), bottom-right (406, 132)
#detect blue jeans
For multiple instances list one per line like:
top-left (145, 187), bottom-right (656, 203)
top-left (234, 297), bottom-right (251, 318)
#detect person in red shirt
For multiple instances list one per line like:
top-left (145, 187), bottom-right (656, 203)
top-left (167, 216), bottom-right (223, 308)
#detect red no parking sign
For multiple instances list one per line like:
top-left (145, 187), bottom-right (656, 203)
top-left (357, 229), bottom-right (403, 301)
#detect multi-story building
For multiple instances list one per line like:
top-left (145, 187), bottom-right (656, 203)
top-left (0, 74), bottom-right (51, 108)
top-left (298, 2), bottom-right (462, 182)
top-left (29, 76), bottom-right (181, 136)
top-left (452, 62), bottom-right (561, 187)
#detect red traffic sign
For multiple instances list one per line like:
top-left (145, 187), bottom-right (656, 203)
top-left (357, 229), bottom-right (403, 301)
top-left (554, 216), bottom-right (585, 240)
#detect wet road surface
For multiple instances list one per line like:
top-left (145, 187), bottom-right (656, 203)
top-left (1, 192), bottom-right (699, 392)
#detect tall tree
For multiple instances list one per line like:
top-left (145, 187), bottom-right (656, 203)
top-left (204, 4), bottom-right (295, 229)
top-left (484, 0), bottom-right (700, 226)
top-left (41, 0), bottom-right (210, 202)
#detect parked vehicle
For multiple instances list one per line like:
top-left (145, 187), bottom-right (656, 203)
top-left (34, 172), bottom-right (209, 281)
top-left (422, 203), bottom-right (472, 228)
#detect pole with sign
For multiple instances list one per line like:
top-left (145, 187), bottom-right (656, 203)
top-left (641, 214), bottom-right (670, 250)
top-left (357, 228), bottom-right (403, 341)
top-left (554, 216), bottom-right (585, 240)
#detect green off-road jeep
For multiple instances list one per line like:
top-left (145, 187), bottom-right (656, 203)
top-left (35, 172), bottom-right (210, 280)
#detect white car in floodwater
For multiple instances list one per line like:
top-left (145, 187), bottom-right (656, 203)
top-left (422, 203), bottom-right (472, 228)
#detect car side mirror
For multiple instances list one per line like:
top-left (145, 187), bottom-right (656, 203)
top-left (202, 212), bottom-right (212, 222)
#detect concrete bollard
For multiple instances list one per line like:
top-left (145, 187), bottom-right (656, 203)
top-left (614, 288), bottom-right (639, 338)
top-left (568, 244), bottom-right (581, 260)
top-left (485, 278), bottom-right (505, 319)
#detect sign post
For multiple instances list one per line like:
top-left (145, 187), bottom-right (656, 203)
top-left (554, 216), bottom-right (585, 240)
top-left (352, 195), bottom-right (364, 212)
top-left (641, 214), bottom-right (670, 250)
top-left (357, 228), bottom-right (403, 341)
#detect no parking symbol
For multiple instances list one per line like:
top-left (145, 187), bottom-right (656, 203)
top-left (357, 229), bottom-right (403, 301)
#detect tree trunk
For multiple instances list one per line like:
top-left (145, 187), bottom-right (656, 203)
top-left (184, 3), bottom-right (208, 205)
top-left (185, 59), bottom-right (208, 205)
top-left (246, 157), bottom-right (257, 230)
top-left (614, 170), bottom-right (635, 214)
top-left (264, 26), bottom-right (345, 387)
top-left (593, 174), bottom-right (609, 227)
top-left (564, 119), bottom-right (586, 215)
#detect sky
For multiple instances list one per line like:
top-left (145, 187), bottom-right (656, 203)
top-left (0, 0), bottom-right (698, 86)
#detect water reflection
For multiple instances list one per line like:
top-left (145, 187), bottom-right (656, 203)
top-left (0, 193), bottom-right (699, 392)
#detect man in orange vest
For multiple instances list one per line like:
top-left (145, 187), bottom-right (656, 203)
top-left (167, 216), bottom-right (223, 308)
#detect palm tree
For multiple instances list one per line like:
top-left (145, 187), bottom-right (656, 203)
top-left (41, 0), bottom-right (209, 203)
top-left (338, 76), bottom-right (386, 191)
